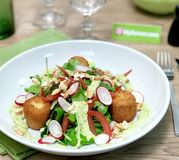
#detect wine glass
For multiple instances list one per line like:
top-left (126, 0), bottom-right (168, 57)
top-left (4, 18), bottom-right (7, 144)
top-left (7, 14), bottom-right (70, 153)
top-left (34, 0), bottom-right (66, 29)
top-left (69, 0), bottom-right (107, 39)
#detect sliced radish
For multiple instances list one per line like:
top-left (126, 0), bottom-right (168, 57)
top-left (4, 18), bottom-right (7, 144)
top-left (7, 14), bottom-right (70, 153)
top-left (58, 96), bottom-right (70, 112)
top-left (48, 120), bottom-right (63, 139)
top-left (15, 95), bottom-right (26, 106)
top-left (96, 86), bottom-right (112, 105)
top-left (38, 136), bottom-right (56, 144)
top-left (101, 79), bottom-right (112, 87)
top-left (131, 90), bottom-right (144, 103)
top-left (25, 93), bottom-right (34, 100)
top-left (68, 82), bottom-right (80, 96)
top-left (75, 65), bottom-right (90, 72)
top-left (95, 133), bottom-right (110, 145)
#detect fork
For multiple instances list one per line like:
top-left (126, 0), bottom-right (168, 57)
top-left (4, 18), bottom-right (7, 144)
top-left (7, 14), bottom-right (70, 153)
top-left (157, 51), bottom-right (179, 136)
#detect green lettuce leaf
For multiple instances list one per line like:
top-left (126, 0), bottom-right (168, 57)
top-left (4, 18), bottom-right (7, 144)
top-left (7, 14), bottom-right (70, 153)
top-left (72, 88), bottom-right (87, 102)
top-left (25, 84), bottom-right (41, 95)
top-left (63, 59), bottom-right (80, 71)
top-left (64, 128), bottom-right (78, 146)
top-left (80, 134), bottom-right (94, 145)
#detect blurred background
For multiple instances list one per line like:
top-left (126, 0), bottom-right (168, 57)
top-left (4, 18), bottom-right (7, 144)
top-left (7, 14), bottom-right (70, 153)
top-left (0, 0), bottom-right (178, 46)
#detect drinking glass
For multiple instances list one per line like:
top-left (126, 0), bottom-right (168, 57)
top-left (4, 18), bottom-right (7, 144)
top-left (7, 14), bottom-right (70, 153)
top-left (0, 0), bottom-right (15, 39)
top-left (34, 0), bottom-right (66, 29)
top-left (69, 0), bottom-right (107, 39)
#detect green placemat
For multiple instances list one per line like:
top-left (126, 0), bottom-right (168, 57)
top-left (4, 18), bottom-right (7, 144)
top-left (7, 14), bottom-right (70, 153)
top-left (0, 29), bottom-right (70, 160)
top-left (0, 144), bottom-right (7, 155)
top-left (0, 29), bottom-right (70, 66)
top-left (0, 132), bottom-right (37, 160)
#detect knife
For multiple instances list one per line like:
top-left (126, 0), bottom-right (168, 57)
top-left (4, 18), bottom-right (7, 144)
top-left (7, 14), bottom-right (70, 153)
top-left (175, 58), bottom-right (179, 65)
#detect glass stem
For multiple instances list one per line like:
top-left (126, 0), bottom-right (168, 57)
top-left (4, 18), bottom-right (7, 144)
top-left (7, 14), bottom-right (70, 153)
top-left (44, 0), bottom-right (54, 12)
top-left (83, 29), bottom-right (92, 39)
top-left (81, 15), bottom-right (95, 38)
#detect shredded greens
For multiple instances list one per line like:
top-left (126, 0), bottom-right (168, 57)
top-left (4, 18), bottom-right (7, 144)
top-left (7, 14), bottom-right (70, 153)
top-left (11, 56), bottom-right (149, 148)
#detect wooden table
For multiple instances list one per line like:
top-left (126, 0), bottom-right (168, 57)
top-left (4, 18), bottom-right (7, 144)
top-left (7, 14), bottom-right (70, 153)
top-left (1, 0), bottom-right (179, 159)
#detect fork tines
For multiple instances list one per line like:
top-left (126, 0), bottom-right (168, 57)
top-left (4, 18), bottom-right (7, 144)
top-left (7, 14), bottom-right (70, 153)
top-left (157, 51), bottom-right (173, 73)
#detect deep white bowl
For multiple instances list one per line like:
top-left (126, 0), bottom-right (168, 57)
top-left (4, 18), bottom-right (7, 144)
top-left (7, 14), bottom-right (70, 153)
top-left (0, 40), bottom-right (170, 156)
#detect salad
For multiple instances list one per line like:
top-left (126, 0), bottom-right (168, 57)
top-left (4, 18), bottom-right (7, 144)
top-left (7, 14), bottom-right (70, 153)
top-left (11, 56), bottom-right (145, 147)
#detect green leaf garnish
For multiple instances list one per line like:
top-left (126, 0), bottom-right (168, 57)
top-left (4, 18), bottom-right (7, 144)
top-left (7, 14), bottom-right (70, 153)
top-left (64, 128), bottom-right (78, 146)
top-left (99, 82), bottom-right (115, 92)
top-left (94, 101), bottom-right (108, 115)
top-left (63, 59), bottom-right (80, 71)
top-left (50, 107), bottom-right (64, 122)
top-left (25, 84), bottom-right (41, 95)
top-left (84, 79), bottom-right (91, 86)
top-left (80, 134), bottom-right (94, 145)
top-left (68, 113), bottom-right (76, 123)
top-left (72, 88), bottom-right (88, 102)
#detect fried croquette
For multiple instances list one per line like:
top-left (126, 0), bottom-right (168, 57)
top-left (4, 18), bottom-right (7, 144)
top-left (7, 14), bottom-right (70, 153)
top-left (23, 96), bottom-right (51, 130)
top-left (70, 56), bottom-right (89, 67)
top-left (110, 90), bottom-right (137, 123)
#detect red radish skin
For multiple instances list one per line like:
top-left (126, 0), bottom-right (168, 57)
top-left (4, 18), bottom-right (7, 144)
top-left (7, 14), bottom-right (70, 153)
top-left (38, 136), bottom-right (56, 144)
top-left (96, 86), bottom-right (112, 106)
top-left (57, 66), bottom-right (68, 77)
top-left (15, 95), bottom-right (26, 106)
top-left (79, 77), bottom-right (88, 90)
top-left (38, 138), bottom-right (49, 144)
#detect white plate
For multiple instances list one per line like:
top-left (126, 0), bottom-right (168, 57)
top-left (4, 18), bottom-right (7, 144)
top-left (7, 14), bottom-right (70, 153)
top-left (0, 40), bottom-right (170, 156)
